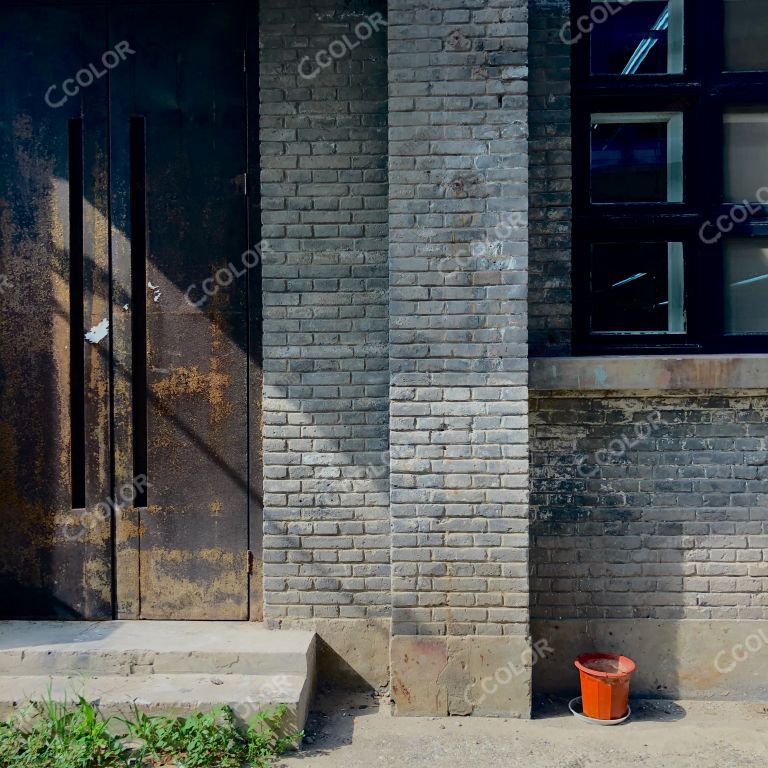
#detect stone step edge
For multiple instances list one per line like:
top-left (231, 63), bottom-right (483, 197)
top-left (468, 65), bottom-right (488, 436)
top-left (0, 649), bottom-right (314, 677)
top-left (0, 673), bottom-right (312, 731)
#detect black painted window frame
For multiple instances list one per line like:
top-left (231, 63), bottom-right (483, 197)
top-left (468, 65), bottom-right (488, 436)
top-left (572, 0), bottom-right (768, 354)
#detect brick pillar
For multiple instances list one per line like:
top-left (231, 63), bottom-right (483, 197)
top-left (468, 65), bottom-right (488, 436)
top-left (259, 0), bottom-right (392, 688)
top-left (388, 0), bottom-right (531, 716)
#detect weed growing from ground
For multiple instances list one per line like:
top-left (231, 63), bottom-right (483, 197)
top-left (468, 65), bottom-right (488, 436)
top-left (126, 703), bottom-right (299, 768)
top-left (0, 695), bottom-right (300, 768)
top-left (0, 695), bottom-right (127, 768)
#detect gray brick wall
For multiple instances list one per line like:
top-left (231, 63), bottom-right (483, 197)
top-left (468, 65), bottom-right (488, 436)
top-left (388, 0), bottom-right (530, 638)
top-left (528, 0), bottom-right (572, 357)
top-left (531, 393), bottom-right (768, 620)
top-left (259, 0), bottom-right (390, 621)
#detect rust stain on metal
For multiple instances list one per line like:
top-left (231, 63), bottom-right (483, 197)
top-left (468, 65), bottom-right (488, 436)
top-left (84, 557), bottom-right (112, 606)
top-left (152, 365), bottom-right (232, 421)
top-left (209, 500), bottom-right (223, 517)
top-left (139, 547), bottom-right (247, 620)
top-left (0, 422), bottom-right (47, 547)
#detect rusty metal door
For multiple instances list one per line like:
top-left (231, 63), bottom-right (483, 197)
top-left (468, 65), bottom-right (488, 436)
top-left (0, 1), bottom-right (260, 620)
top-left (109, 2), bottom-right (256, 620)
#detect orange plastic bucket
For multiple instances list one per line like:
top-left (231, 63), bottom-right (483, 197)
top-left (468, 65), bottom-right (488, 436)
top-left (574, 653), bottom-right (636, 721)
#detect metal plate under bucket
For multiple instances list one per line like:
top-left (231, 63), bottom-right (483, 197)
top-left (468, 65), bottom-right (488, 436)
top-left (569, 696), bottom-right (631, 725)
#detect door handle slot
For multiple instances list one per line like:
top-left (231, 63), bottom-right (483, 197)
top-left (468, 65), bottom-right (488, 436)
top-left (130, 116), bottom-right (148, 507)
top-left (69, 117), bottom-right (85, 511)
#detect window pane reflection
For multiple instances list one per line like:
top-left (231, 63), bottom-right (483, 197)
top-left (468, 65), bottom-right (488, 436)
top-left (725, 240), bottom-right (768, 334)
top-left (590, 0), bottom-right (684, 75)
top-left (591, 113), bottom-right (683, 203)
top-left (590, 242), bottom-right (685, 334)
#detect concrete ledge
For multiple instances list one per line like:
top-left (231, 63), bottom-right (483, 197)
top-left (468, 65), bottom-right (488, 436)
top-left (530, 355), bottom-right (768, 392)
top-left (532, 619), bottom-right (768, 700)
top-left (266, 618), bottom-right (390, 692)
top-left (390, 636), bottom-right (531, 717)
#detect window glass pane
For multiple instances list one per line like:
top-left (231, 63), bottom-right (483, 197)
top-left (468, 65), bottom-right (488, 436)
top-left (724, 0), bottom-right (768, 72)
top-left (724, 240), bottom-right (768, 334)
top-left (590, 242), bottom-right (685, 334)
top-left (724, 110), bottom-right (768, 202)
top-left (590, 0), bottom-right (684, 75)
top-left (591, 113), bottom-right (683, 203)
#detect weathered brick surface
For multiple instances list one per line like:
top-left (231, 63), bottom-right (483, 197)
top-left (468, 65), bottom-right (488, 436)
top-left (259, 0), bottom-right (390, 621)
top-left (531, 393), bottom-right (768, 621)
top-left (528, 0), bottom-right (571, 357)
top-left (388, 0), bottom-right (530, 638)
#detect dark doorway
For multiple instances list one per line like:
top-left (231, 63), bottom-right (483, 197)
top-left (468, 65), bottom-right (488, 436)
top-left (0, 1), bottom-right (261, 620)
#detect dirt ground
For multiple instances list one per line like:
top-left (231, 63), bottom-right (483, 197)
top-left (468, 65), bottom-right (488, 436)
top-left (278, 690), bottom-right (768, 767)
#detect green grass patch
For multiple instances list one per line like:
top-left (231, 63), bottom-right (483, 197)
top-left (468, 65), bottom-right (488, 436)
top-left (0, 694), bottom-right (300, 768)
top-left (125, 703), bottom-right (300, 768)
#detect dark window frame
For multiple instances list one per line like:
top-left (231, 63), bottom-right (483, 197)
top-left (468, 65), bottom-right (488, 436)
top-left (572, 0), bottom-right (768, 354)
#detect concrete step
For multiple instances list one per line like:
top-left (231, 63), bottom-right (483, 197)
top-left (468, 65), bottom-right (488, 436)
top-left (0, 621), bottom-right (316, 731)
top-left (0, 673), bottom-right (311, 733)
top-left (0, 621), bottom-right (313, 676)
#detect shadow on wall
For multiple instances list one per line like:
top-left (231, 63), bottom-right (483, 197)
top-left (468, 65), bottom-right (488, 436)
top-left (529, 395), bottom-right (692, 700)
top-left (0, 577), bottom-right (82, 620)
top-left (530, 390), bottom-right (768, 703)
top-left (258, 0), bottom-right (391, 666)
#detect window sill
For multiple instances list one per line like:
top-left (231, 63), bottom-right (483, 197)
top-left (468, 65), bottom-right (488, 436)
top-left (529, 354), bottom-right (768, 392)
